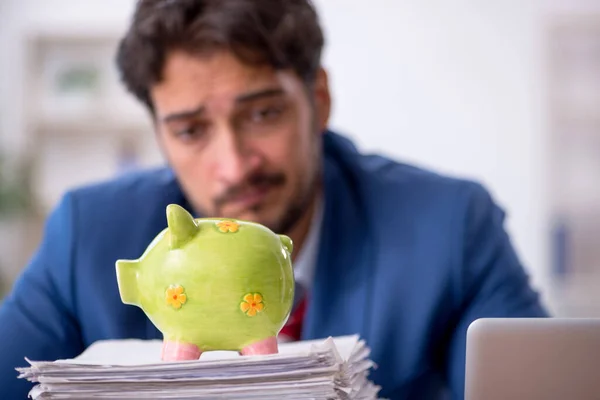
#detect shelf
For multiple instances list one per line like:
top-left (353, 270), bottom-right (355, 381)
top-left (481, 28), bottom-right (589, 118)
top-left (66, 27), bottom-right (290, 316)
top-left (547, 271), bottom-right (600, 317)
top-left (30, 115), bottom-right (153, 137)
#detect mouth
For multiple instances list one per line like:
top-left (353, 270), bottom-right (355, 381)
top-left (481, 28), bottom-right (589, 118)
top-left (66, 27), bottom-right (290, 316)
top-left (222, 183), bottom-right (276, 213)
top-left (214, 172), bottom-right (287, 218)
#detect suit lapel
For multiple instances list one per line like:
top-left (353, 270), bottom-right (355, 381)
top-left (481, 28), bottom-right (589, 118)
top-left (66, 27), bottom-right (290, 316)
top-left (302, 151), bottom-right (374, 341)
top-left (144, 147), bottom-right (375, 343)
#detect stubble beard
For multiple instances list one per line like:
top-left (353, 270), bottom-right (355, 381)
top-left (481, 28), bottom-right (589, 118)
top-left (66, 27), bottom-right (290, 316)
top-left (269, 160), bottom-right (322, 235)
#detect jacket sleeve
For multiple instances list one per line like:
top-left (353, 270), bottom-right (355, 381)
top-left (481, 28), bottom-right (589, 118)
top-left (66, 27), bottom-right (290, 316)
top-left (446, 183), bottom-right (549, 399)
top-left (0, 194), bottom-right (84, 398)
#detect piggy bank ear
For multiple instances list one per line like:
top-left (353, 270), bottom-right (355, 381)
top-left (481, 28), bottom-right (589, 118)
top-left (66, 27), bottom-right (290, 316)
top-left (279, 235), bottom-right (294, 254)
top-left (166, 204), bottom-right (199, 249)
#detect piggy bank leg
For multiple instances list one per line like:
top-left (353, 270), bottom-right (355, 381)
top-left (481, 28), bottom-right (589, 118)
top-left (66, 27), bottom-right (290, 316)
top-left (240, 336), bottom-right (278, 356)
top-left (161, 340), bottom-right (202, 361)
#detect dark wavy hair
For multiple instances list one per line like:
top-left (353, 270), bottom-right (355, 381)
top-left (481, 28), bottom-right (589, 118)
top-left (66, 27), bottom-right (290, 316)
top-left (116, 0), bottom-right (325, 113)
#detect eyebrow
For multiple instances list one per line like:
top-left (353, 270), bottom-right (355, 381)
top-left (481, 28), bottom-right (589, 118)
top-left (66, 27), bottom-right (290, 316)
top-left (162, 87), bottom-right (285, 123)
top-left (236, 87), bottom-right (284, 103)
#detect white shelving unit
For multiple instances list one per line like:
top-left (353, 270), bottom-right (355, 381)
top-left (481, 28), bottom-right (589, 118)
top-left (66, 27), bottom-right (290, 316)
top-left (23, 33), bottom-right (163, 214)
top-left (546, 14), bottom-right (600, 316)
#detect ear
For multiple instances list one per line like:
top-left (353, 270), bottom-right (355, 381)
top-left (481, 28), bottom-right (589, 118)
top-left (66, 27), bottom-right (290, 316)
top-left (166, 204), bottom-right (199, 249)
top-left (279, 234), bottom-right (294, 255)
top-left (313, 67), bottom-right (332, 133)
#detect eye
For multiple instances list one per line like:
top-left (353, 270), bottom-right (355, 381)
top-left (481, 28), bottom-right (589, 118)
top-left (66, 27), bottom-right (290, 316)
top-left (249, 105), bottom-right (284, 123)
top-left (173, 123), bottom-right (207, 143)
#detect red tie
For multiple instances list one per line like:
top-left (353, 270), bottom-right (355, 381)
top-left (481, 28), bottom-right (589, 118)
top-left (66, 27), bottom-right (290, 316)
top-left (279, 295), bottom-right (307, 342)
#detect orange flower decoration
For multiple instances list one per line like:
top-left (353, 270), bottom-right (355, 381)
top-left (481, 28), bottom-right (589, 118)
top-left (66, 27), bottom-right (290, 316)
top-left (240, 293), bottom-right (264, 317)
top-left (165, 285), bottom-right (187, 309)
top-left (216, 220), bottom-right (240, 233)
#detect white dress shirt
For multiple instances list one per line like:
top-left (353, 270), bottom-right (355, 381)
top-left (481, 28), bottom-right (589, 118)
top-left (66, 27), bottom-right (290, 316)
top-left (292, 196), bottom-right (324, 292)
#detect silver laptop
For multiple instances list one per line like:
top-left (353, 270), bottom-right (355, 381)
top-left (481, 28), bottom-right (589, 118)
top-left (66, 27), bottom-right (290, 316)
top-left (465, 318), bottom-right (600, 400)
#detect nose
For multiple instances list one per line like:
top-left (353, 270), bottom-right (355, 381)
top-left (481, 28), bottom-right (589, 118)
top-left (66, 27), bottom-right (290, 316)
top-left (212, 127), bottom-right (259, 184)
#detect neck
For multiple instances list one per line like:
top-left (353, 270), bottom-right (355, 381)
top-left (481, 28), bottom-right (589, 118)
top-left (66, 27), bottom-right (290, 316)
top-left (287, 188), bottom-right (322, 262)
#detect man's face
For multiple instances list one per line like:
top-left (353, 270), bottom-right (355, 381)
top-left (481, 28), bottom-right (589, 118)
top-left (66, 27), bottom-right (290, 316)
top-left (150, 50), bottom-right (330, 233)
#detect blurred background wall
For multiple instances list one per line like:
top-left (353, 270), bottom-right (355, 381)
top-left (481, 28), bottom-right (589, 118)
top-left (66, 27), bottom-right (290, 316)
top-left (1, 0), bottom-right (600, 316)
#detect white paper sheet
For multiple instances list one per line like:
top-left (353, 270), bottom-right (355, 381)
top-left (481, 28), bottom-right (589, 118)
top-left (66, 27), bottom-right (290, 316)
top-left (18, 335), bottom-right (382, 400)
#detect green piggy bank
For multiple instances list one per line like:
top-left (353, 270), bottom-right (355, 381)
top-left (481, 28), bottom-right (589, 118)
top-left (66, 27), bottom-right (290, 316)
top-left (115, 204), bottom-right (294, 361)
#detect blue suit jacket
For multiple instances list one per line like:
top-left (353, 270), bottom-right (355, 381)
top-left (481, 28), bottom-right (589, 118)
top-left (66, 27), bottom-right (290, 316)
top-left (0, 131), bottom-right (547, 399)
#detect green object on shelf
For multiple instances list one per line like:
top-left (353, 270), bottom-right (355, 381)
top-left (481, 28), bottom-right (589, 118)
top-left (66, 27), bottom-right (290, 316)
top-left (0, 152), bottom-right (35, 299)
top-left (0, 153), bottom-right (33, 219)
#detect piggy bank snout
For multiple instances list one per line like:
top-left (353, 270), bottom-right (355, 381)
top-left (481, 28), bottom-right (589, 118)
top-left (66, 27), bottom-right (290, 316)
top-left (115, 259), bottom-right (140, 306)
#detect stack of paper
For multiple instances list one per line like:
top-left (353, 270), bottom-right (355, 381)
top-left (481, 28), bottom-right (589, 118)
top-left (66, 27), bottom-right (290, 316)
top-left (17, 335), bottom-right (382, 399)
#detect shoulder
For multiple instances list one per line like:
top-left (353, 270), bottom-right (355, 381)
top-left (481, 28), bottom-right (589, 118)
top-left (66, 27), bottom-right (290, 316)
top-left (70, 167), bottom-right (177, 202)
top-left (69, 167), bottom-right (178, 208)
top-left (365, 154), bottom-right (492, 212)
top-left (54, 167), bottom-right (183, 229)
top-left (324, 132), bottom-right (496, 220)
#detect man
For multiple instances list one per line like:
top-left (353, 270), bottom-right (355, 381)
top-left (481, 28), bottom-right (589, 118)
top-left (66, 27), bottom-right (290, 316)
top-left (0, 0), bottom-right (548, 398)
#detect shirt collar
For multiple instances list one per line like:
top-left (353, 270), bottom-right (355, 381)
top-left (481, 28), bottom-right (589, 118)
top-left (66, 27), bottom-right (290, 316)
top-left (293, 195), bottom-right (325, 291)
